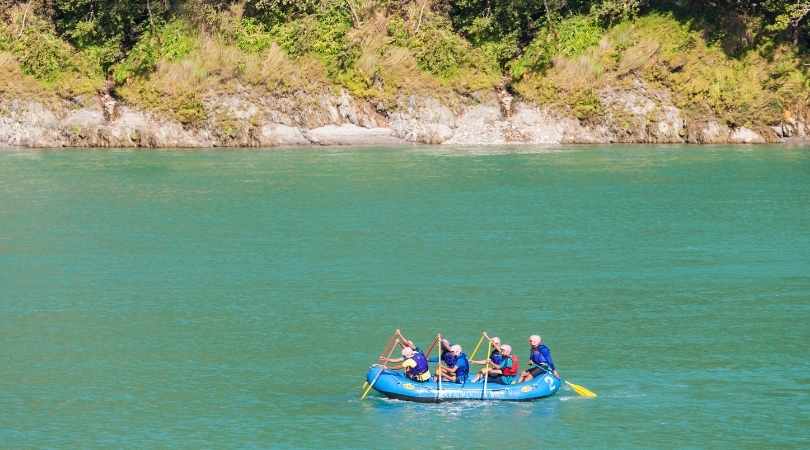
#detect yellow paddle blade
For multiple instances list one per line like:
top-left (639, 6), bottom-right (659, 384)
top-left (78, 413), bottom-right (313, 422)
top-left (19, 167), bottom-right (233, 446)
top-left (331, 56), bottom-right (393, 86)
top-left (566, 381), bottom-right (597, 398)
top-left (361, 381), bottom-right (369, 392)
top-left (360, 381), bottom-right (375, 400)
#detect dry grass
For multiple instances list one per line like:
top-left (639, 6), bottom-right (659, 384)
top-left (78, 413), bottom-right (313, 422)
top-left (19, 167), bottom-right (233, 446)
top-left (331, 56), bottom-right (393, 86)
top-left (116, 33), bottom-right (332, 125)
top-left (0, 52), bottom-right (46, 101)
top-left (515, 13), bottom-right (810, 127)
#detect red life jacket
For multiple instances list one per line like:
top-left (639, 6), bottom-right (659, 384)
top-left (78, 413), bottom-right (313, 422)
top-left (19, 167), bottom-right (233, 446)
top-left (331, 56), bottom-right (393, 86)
top-left (502, 355), bottom-right (520, 376)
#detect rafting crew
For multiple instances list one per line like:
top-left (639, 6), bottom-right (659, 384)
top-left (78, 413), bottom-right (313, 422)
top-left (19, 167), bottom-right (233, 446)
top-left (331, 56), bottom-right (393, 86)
top-left (363, 329), bottom-right (598, 400)
top-left (378, 330), bottom-right (558, 385)
top-left (518, 334), bottom-right (559, 383)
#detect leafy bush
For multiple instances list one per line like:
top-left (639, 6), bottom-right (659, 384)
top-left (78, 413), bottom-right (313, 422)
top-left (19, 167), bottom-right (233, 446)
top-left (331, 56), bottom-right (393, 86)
top-left (411, 24), bottom-right (468, 78)
top-left (113, 20), bottom-right (196, 83)
top-left (245, 0), bottom-right (322, 27)
top-left (512, 15), bottom-right (603, 78)
top-left (591, 0), bottom-right (644, 25)
top-left (0, 5), bottom-right (103, 97)
top-left (270, 6), bottom-right (357, 75)
top-left (571, 88), bottom-right (603, 121)
top-left (0, 12), bottom-right (75, 81)
top-left (386, 13), bottom-right (499, 84)
top-left (234, 18), bottom-right (274, 53)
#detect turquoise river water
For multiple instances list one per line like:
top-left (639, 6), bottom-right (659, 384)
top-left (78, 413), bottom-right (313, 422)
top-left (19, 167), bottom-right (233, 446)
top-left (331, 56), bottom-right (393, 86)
top-left (1, 145), bottom-right (809, 449)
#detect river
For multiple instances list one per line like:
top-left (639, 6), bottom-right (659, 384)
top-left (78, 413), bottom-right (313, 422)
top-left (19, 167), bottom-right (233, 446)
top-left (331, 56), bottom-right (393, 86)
top-left (1, 145), bottom-right (808, 448)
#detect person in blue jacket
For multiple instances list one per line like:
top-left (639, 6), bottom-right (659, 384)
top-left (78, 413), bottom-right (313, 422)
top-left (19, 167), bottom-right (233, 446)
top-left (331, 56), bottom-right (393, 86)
top-left (481, 344), bottom-right (518, 385)
top-left (436, 344), bottom-right (469, 383)
top-left (470, 334), bottom-right (504, 382)
top-left (518, 334), bottom-right (560, 383)
top-left (433, 337), bottom-right (456, 378)
top-left (439, 338), bottom-right (457, 367)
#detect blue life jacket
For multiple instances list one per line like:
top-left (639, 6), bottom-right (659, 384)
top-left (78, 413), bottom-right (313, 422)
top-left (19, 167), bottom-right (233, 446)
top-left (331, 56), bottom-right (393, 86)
top-left (442, 350), bottom-right (457, 367)
top-left (410, 350), bottom-right (429, 376)
top-left (490, 349), bottom-right (503, 365)
top-left (530, 344), bottom-right (555, 370)
top-left (454, 353), bottom-right (469, 383)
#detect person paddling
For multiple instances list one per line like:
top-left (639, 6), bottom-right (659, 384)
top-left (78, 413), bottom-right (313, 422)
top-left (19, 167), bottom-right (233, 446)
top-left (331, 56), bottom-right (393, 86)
top-left (486, 344), bottom-right (519, 384)
top-left (436, 344), bottom-right (469, 383)
top-left (470, 334), bottom-right (504, 382)
top-left (434, 337), bottom-right (456, 379)
top-left (517, 335), bottom-right (560, 383)
top-left (440, 338), bottom-right (456, 367)
top-left (383, 346), bottom-right (431, 382)
top-left (471, 336), bottom-right (519, 384)
top-left (381, 330), bottom-right (431, 382)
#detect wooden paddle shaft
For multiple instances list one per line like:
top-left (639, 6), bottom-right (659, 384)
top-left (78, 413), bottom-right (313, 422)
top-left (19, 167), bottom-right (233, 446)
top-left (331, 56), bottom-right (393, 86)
top-left (436, 333), bottom-right (442, 400)
top-left (361, 337), bottom-right (400, 400)
top-left (482, 340), bottom-right (492, 400)
top-left (469, 333), bottom-right (485, 362)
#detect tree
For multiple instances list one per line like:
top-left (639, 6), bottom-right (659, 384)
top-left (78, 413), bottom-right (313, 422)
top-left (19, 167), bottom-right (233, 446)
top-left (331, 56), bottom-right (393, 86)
top-left (769, 1), bottom-right (810, 45)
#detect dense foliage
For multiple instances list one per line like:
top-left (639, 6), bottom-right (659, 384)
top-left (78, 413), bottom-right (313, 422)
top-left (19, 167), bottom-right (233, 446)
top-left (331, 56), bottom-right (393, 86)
top-left (1, 0), bottom-right (808, 125)
top-left (4, 1), bottom-right (807, 68)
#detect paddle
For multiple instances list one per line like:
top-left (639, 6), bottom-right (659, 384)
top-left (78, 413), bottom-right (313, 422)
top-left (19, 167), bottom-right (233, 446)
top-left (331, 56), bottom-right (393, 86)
top-left (360, 337), bottom-right (400, 400)
top-left (564, 380), bottom-right (597, 398)
top-left (435, 333), bottom-right (442, 401)
top-left (468, 333), bottom-right (486, 362)
top-left (423, 334), bottom-right (440, 359)
top-left (360, 331), bottom-right (397, 392)
top-left (533, 364), bottom-right (597, 398)
top-left (481, 340), bottom-right (492, 400)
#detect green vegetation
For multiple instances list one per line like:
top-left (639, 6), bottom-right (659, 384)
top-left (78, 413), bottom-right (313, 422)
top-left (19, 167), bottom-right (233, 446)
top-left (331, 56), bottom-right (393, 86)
top-left (1, 0), bottom-right (808, 128)
top-left (514, 12), bottom-right (809, 126)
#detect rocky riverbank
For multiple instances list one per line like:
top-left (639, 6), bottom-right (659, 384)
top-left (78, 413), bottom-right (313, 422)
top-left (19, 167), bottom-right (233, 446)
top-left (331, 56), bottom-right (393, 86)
top-left (1, 82), bottom-right (807, 148)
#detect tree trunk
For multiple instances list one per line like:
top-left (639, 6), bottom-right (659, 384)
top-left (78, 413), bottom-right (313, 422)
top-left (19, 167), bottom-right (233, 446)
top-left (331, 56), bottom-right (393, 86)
top-left (147, 0), bottom-right (155, 31)
top-left (543, 0), bottom-right (556, 35)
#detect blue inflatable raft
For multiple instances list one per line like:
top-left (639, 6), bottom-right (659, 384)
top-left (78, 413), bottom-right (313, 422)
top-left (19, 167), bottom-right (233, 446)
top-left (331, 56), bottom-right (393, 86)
top-left (364, 366), bottom-right (561, 402)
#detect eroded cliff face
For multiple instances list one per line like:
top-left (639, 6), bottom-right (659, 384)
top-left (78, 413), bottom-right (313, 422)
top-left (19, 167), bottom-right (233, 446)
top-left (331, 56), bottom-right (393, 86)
top-left (0, 80), bottom-right (806, 148)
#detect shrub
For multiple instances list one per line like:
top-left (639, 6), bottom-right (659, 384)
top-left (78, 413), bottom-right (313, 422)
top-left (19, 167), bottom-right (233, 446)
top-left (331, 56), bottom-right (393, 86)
top-left (385, 12), bottom-right (500, 87)
top-left (411, 24), bottom-right (468, 79)
top-left (512, 15), bottom-right (603, 78)
top-left (0, 5), bottom-right (103, 98)
top-left (234, 17), bottom-right (274, 53)
top-left (271, 6), bottom-right (357, 75)
top-left (113, 20), bottom-right (196, 84)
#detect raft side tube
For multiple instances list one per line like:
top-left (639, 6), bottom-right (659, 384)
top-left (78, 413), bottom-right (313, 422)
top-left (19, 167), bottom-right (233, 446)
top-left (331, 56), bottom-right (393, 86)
top-left (364, 366), bottom-right (561, 402)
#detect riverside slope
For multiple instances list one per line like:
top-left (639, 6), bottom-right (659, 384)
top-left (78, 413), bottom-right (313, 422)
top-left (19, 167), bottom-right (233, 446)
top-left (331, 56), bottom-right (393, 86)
top-left (2, 81), bottom-right (808, 148)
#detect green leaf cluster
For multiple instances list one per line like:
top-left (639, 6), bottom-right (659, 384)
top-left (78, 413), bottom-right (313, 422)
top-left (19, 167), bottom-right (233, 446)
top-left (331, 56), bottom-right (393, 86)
top-left (112, 20), bottom-right (196, 84)
top-left (512, 15), bottom-right (603, 78)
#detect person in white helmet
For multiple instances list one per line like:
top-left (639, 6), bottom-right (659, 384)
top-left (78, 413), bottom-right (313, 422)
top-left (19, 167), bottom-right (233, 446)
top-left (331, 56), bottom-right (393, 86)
top-left (517, 334), bottom-right (559, 383)
top-left (472, 341), bottom-right (519, 384)
top-left (470, 333), bottom-right (504, 382)
top-left (383, 346), bottom-right (431, 382)
top-left (436, 344), bottom-right (470, 383)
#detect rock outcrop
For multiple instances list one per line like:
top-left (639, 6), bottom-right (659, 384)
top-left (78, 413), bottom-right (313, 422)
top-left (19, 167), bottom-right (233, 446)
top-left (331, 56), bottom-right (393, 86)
top-left (0, 80), bottom-right (802, 148)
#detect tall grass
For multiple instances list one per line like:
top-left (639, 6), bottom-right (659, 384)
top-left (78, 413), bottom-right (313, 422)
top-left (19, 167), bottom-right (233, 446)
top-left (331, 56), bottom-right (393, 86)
top-left (515, 13), bottom-right (810, 127)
